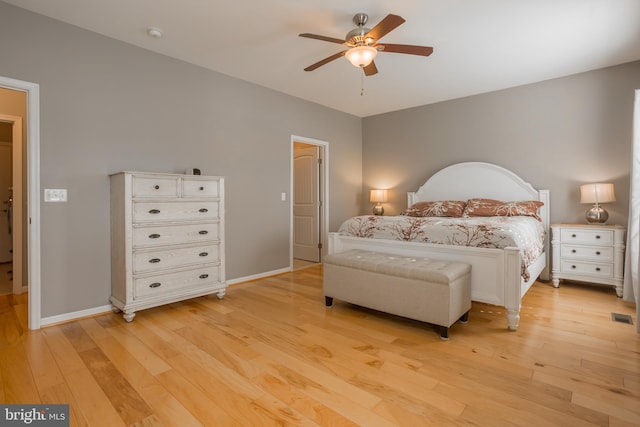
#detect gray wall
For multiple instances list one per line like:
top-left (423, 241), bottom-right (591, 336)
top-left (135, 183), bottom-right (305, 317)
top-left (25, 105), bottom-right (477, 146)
top-left (0, 2), bottom-right (362, 318)
top-left (362, 61), bottom-right (640, 226)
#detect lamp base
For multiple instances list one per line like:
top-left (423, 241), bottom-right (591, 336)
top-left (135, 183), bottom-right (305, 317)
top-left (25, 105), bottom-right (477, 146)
top-left (585, 205), bottom-right (608, 223)
top-left (373, 203), bottom-right (384, 216)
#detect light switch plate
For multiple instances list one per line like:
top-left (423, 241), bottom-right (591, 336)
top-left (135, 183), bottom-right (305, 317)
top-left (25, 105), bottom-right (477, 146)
top-left (44, 189), bottom-right (68, 202)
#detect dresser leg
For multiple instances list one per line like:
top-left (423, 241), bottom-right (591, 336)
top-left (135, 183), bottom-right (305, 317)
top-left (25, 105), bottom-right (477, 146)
top-left (552, 278), bottom-right (560, 288)
top-left (216, 290), bottom-right (226, 300)
top-left (123, 311), bottom-right (136, 322)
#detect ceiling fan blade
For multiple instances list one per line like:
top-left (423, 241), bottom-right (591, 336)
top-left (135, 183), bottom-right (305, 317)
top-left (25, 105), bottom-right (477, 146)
top-left (363, 61), bottom-right (378, 76)
top-left (299, 33), bottom-right (347, 45)
top-left (304, 50), bottom-right (347, 72)
top-left (365, 14), bottom-right (405, 42)
top-left (377, 43), bottom-right (434, 56)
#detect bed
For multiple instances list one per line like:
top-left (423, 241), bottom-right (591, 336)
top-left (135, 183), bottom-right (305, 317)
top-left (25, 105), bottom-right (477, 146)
top-left (328, 162), bottom-right (550, 331)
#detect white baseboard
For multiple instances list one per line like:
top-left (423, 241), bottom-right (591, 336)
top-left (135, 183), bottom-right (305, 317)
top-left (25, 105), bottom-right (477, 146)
top-left (40, 304), bottom-right (113, 327)
top-left (226, 267), bottom-right (291, 286)
top-left (38, 268), bottom-right (293, 327)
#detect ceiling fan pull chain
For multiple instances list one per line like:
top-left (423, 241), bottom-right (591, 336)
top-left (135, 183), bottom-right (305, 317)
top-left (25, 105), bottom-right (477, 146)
top-left (360, 69), bottom-right (365, 96)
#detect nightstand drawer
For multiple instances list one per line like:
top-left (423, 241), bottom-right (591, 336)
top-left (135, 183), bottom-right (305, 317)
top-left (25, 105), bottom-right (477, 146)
top-left (560, 228), bottom-right (613, 245)
top-left (560, 260), bottom-right (613, 278)
top-left (560, 244), bottom-right (613, 261)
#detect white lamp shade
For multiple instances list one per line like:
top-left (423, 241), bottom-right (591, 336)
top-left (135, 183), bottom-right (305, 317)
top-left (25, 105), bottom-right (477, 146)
top-left (370, 189), bottom-right (388, 203)
top-left (345, 46), bottom-right (378, 68)
top-left (580, 183), bottom-right (616, 204)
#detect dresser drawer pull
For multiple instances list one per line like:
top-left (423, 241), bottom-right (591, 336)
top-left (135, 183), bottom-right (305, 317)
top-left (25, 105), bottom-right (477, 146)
top-left (149, 258), bottom-right (161, 263)
top-left (148, 209), bottom-right (161, 214)
top-left (200, 186), bottom-right (205, 191)
top-left (154, 185), bottom-right (160, 190)
top-left (571, 249), bottom-right (576, 253)
top-left (595, 235), bottom-right (601, 239)
top-left (199, 208), bottom-right (208, 213)
top-left (199, 230), bottom-right (208, 235)
top-left (571, 265), bottom-right (576, 269)
top-left (571, 234), bottom-right (576, 238)
top-left (149, 282), bottom-right (162, 288)
top-left (199, 274), bottom-right (209, 279)
top-left (595, 251), bottom-right (601, 255)
top-left (149, 233), bottom-right (161, 239)
top-left (595, 267), bottom-right (601, 272)
top-left (199, 252), bottom-right (209, 257)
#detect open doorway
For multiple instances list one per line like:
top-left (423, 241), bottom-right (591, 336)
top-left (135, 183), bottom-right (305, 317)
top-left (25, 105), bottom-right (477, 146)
top-left (291, 136), bottom-right (329, 270)
top-left (0, 76), bottom-right (41, 330)
top-left (0, 114), bottom-right (23, 297)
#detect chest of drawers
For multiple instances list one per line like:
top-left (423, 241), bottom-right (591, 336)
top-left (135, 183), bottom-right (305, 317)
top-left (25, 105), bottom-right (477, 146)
top-left (110, 172), bottom-right (226, 321)
top-left (550, 223), bottom-right (625, 296)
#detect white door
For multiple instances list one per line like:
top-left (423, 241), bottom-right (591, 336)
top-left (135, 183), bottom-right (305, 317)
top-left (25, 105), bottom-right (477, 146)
top-left (0, 141), bottom-right (11, 263)
top-left (293, 145), bottom-right (320, 262)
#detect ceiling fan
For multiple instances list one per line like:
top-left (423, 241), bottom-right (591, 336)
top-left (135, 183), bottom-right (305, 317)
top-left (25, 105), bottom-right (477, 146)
top-left (299, 13), bottom-right (433, 76)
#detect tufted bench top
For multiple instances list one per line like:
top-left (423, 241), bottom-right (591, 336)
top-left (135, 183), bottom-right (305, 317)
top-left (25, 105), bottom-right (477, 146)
top-left (323, 249), bottom-right (471, 284)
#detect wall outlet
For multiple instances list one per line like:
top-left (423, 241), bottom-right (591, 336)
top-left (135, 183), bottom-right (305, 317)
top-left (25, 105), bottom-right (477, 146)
top-left (281, 192), bottom-right (286, 201)
top-left (44, 189), bottom-right (68, 202)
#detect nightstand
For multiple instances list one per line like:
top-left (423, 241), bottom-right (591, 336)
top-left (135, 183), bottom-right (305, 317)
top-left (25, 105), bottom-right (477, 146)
top-left (550, 223), bottom-right (626, 296)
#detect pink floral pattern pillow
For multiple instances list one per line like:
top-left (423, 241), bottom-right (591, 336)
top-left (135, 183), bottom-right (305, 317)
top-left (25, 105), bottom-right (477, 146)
top-left (402, 200), bottom-right (466, 218)
top-left (463, 198), bottom-right (544, 221)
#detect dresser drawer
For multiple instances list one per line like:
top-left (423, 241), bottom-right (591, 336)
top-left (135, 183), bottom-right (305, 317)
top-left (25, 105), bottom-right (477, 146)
top-left (134, 265), bottom-right (221, 299)
top-left (133, 223), bottom-right (218, 248)
top-left (560, 228), bottom-right (613, 245)
top-left (559, 260), bottom-right (613, 278)
top-left (182, 178), bottom-right (220, 198)
top-left (560, 244), bottom-right (613, 261)
top-left (134, 201), bottom-right (219, 223)
top-left (133, 244), bottom-right (219, 274)
top-left (133, 175), bottom-right (179, 198)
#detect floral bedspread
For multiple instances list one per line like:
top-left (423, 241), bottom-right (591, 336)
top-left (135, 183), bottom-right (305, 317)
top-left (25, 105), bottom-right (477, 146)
top-left (338, 215), bottom-right (545, 281)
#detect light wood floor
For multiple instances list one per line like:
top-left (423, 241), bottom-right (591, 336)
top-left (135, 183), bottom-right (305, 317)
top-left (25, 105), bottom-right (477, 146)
top-left (1, 265), bottom-right (638, 426)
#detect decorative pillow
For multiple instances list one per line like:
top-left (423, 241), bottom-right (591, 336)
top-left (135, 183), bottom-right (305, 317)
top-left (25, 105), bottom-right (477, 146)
top-left (402, 200), bottom-right (466, 218)
top-left (463, 198), bottom-right (544, 221)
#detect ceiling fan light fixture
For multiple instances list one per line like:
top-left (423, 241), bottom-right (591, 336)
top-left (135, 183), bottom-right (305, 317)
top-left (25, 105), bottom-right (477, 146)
top-left (345, 45), bottom-right (378, 68)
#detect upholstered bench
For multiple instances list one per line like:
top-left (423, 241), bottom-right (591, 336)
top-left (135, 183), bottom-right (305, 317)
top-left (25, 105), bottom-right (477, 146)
top-left (323, 249), bottom-right (471, 340)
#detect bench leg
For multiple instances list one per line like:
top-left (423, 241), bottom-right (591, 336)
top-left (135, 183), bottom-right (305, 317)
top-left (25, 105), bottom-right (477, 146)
top-left (325, 296), bottom-right (333, 307)
top-left (439, 326), bottom-right (449, 340)
top-left (459, 311), bottom-right (469, 323)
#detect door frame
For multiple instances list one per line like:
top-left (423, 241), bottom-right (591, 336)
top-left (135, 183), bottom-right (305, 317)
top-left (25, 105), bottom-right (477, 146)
top-left (0, 76), bottom-right (41, 330)
top-left (290, 135), bottom-right (329, 268)
top-left (0, 114), bottom-right (23, 294)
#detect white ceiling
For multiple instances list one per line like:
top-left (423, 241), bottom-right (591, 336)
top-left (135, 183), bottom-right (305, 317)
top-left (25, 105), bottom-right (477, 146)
top-left (6, 0), bottom-right (640, 117)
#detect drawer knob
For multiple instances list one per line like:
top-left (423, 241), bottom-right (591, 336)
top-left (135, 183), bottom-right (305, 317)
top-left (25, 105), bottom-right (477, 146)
top-left (571, 265), bottom-right (576, 269)
top-left (199, 186), bottom-right (205, 191)
top-left (571, 249), bottom-right (576, 253)
top-left (149, 233), bottom-right (161, 239)
top-left (199, 274), bottom-right (209, 279)
top-left (199, 252), bottom-right (208, 257)
top-left (149, 282), bottom-right (161, 288)
top-left (154, 185), bottom-right (160, 190)
top-left (199, 230), bottom-right (208, 235)
top-left (149, 209), bottom-right (161, 214)
top-left (596, 235), bottom-right (601, 239)
top-left (595, 267), bottom-right (601, 271)
top-left (571, 234), bottom-right (576, 238)
top-left (149, 258), bottom-right (161, 263)
top-left (596, 251), bottom-right (601, 255)
top-left (199, 208), bottom-right (208, 213)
